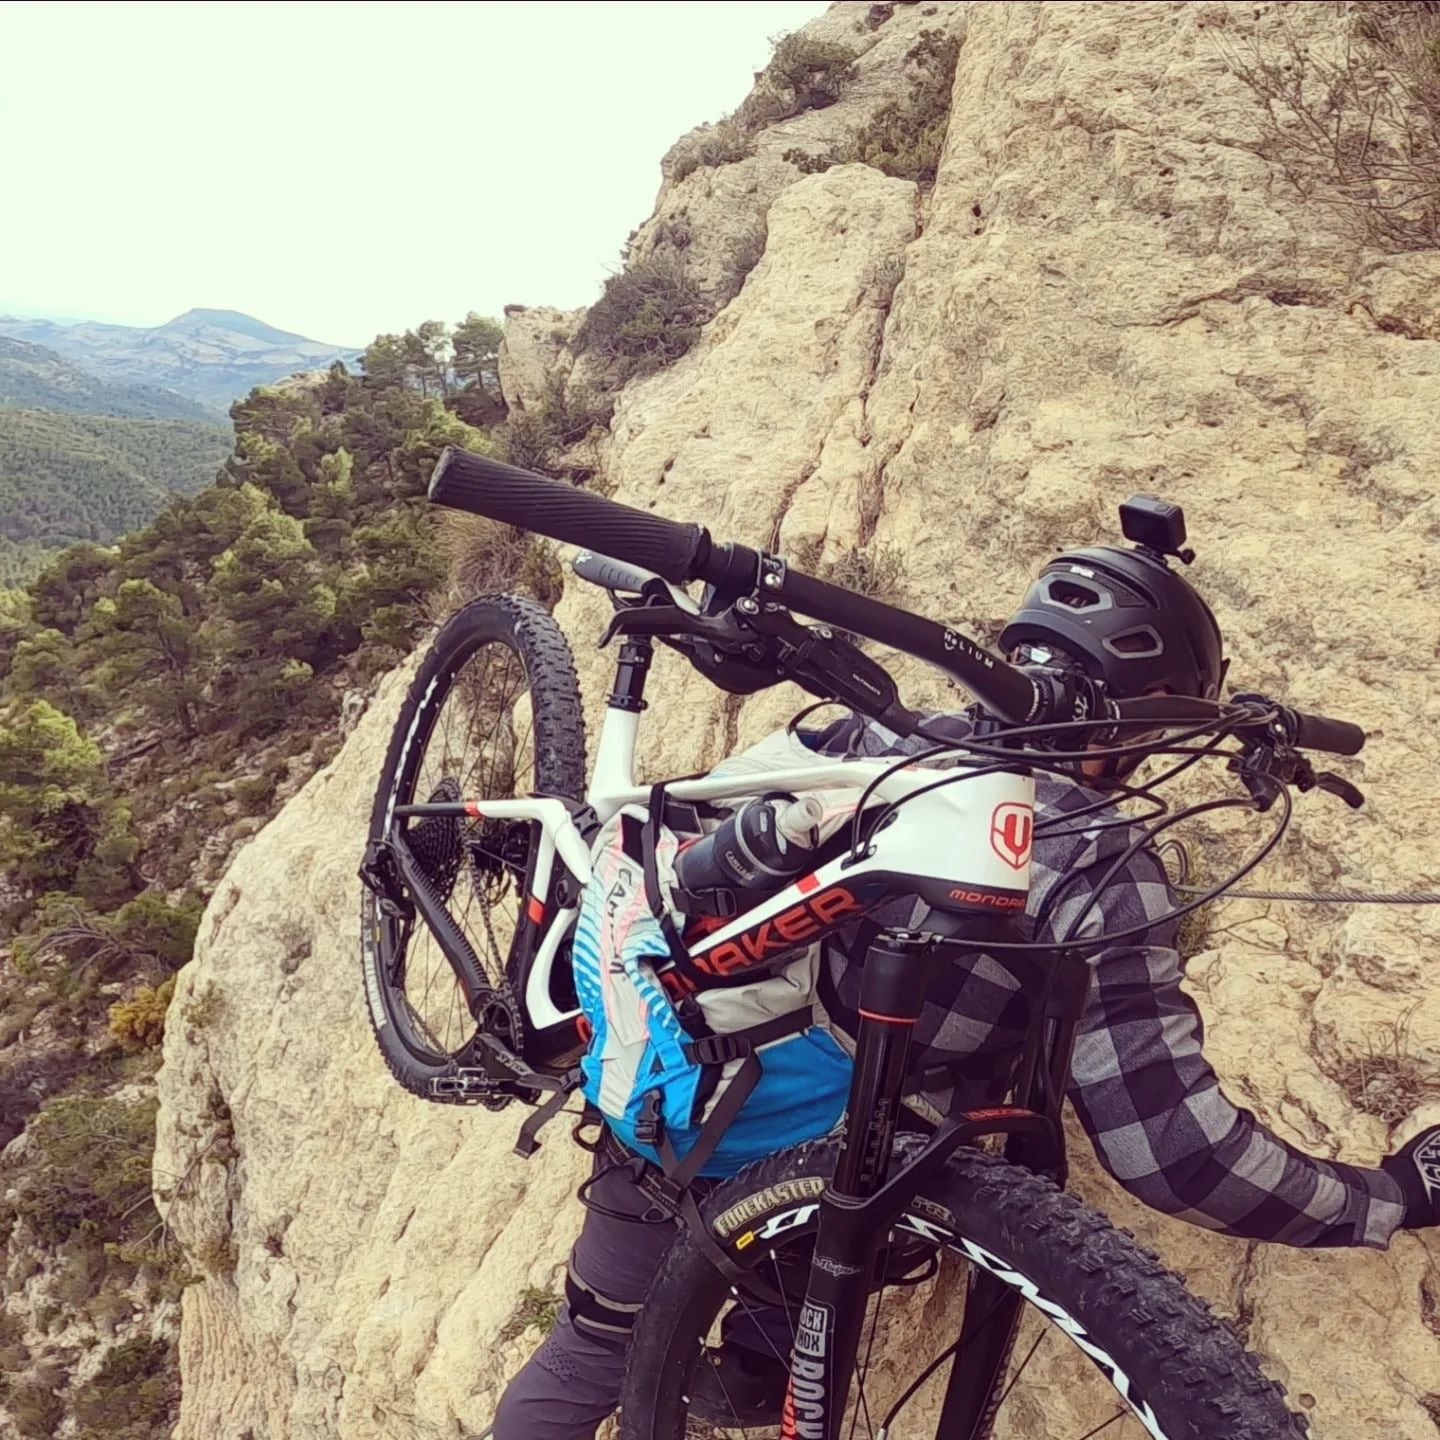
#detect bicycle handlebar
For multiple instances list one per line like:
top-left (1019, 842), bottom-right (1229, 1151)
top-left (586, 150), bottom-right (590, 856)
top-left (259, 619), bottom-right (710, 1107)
top-left (1113, 695), bottom-right (1365, 756)
top-left (430, 448), bottom-right (1043, 722)
top-left (430, 450), bottom-right (709, 585)
top-left (427, 447), bottom-right (1365, 756)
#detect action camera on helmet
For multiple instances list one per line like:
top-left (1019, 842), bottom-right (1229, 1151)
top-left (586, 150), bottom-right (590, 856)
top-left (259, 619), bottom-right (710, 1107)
top-left (1119, 495), bottom-right (1195, 566)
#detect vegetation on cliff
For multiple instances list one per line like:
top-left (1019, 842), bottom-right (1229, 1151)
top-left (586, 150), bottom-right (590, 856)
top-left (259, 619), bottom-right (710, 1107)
top-left (0, 310), bottom-right (553, 1440)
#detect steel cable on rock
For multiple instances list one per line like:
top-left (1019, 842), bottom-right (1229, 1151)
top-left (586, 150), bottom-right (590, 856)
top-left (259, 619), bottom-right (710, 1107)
top-left (1178, 885), bottom-right (1440, 904)
top-left (1156, 840), bottom-right (1440, 905)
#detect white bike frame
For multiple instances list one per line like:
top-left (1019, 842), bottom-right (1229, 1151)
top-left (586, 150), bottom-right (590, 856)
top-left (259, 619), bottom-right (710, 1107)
top-left (426, 690), bottom-right (1035, 1032)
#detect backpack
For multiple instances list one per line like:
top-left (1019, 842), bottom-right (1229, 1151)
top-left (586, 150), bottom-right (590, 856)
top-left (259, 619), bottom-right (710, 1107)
top-left (572, 773), bottom-right (854, 1183)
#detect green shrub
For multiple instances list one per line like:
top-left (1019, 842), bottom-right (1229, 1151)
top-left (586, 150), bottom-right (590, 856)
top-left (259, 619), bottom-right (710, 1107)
top-left (4, 1092), bottom-right (159, 1245)
top-left (670, 120), bottom-right (755, 182)
top-left (5, 1378), bottom-right (64, 1439)
top-left (719, 220), bottom-right (770, 306)
top-left (11, 890), bottom-right (201, 1001)
top-left (108, 977), bottom-right (175, 1051)
top-left (499, 1286), bottom-right (563, 1342)
top-left (108, 891), bottom-right (202, 971)
top-left (499, 375), bottom-right (614, 474)
top-left (739, 33), bottom-right (858, 129)
top-left (1222, 4), bottom-right (1440, 251)
top-left (782, 146), bottom-right (838, 175)
top-left (0, 1043), bottom-right (88, 1146)
top-left (72, 1334), bottom-right (178, 1440)
top-left (178, 983), bottom-right (221, 1034)
top-left (442, 513), bottom-right (564, 609)
top-left (0, 1306), bottom-right (28, 1371)
top-left (821, 543), bottom-right (905, 604)
top-left (573, 254), bottom-right (710, 379)
top-left (852, 29), bottom-right (960, 184)
top-left (232, 773), bottom-right (278, 815)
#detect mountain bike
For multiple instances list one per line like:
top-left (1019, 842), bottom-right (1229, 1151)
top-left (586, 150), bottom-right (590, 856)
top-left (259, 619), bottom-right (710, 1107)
top-left (358, 448), bottom-right (1367, 1440)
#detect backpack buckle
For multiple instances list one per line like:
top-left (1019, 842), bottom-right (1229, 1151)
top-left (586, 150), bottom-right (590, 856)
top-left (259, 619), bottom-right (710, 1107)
top-left (685, 1034), bottom-right (752, 1067)
top-left (635, 1090), bottom-right (664, 1147)
top-left (674, 887), bottom-right (739, 920)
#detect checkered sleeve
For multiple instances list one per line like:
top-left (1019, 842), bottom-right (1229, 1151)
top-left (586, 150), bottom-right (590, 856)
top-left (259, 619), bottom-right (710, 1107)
top-left (1064, 850), bottom-right (1407, 1249)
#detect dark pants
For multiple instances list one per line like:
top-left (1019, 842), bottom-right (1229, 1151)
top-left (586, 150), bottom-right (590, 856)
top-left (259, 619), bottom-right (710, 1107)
top-left (492, 1150), bottom-right (788, 1440)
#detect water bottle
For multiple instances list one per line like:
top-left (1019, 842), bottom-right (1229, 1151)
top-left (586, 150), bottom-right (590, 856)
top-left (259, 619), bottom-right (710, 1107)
top-left (675, 795), bottom-right (824, 896)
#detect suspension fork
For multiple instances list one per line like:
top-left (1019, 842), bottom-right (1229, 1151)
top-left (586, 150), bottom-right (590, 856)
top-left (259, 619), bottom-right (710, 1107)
top-left (783, 929), bottom-right (930, 1440)
top-left (936, 949), bottom-right (1086, 1440)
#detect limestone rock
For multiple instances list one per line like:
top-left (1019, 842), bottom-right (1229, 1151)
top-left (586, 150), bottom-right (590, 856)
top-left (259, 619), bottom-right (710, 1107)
top-left (154, 664), bottom-right (591, 1440)
top-left (497, 304), bottom-right (581, 413)
top-left (160, 4), bottom-right (1440, 1437)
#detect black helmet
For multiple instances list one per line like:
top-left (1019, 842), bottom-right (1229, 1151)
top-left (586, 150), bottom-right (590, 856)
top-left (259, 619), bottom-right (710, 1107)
top-left (998, 544), bottom-right (1227, 701)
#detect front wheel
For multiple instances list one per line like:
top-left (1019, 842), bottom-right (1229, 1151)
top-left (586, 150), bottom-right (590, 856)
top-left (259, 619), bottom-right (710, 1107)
top-left (621, 1138), bottom-right (1306, 1440)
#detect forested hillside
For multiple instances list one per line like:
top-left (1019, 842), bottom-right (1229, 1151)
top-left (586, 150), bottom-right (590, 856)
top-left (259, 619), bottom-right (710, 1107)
top-left (0, 312), bottom-right (545, 1440)
top-left (0, 408), bottom-right (232, 585)
top-left (0, 337), bottom-right (213, 421)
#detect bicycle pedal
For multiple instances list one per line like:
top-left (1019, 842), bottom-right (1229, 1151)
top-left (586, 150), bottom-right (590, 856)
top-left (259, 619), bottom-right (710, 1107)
top-left (429, 1069), bottom-right (505, 1102)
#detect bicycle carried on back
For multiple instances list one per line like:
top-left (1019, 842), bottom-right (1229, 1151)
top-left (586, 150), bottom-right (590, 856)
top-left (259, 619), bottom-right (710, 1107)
top-left (359, 449), bottom-right (1366, 1440)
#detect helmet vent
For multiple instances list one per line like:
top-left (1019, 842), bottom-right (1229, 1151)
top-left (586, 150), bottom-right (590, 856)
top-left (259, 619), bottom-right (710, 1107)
top-left (1047, 578), bottom-right (1105, 610)
top-left (1103, 627), bottom-right (1163, 658)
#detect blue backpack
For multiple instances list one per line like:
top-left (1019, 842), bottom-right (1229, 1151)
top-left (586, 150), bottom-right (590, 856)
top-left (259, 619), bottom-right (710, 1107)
top-left (572, 796), bottom-right (852, 1182)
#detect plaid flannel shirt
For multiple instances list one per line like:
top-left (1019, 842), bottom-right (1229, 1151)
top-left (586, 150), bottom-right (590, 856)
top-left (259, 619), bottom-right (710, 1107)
top-left (813, 712), bottom-right (1404, 1250)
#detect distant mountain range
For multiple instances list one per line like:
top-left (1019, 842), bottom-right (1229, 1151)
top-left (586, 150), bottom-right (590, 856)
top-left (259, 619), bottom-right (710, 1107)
top-left (0, 336), bottom-right (216, 422)
top-left (0, 308), bottom-right (359, 415)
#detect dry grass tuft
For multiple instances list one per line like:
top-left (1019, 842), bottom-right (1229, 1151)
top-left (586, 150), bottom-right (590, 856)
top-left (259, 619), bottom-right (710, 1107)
top-left (1221, 3), bottom-right (1440, 251)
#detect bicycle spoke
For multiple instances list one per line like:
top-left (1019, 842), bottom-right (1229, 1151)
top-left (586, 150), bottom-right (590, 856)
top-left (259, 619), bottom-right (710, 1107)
top-left (995, 1325), bottom-right (1047, 1411)
top-left (848, 1282), bottom-right (883, 1440)
top-left (1076, 1409), bottom-right (1128, 1440)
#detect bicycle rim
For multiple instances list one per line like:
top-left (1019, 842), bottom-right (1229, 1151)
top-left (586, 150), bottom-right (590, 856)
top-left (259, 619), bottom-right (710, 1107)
top-left (382, 627), bottom-right (545, 1062)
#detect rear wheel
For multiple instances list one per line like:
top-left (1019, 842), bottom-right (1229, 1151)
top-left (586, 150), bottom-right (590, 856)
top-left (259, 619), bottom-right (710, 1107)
top-left (620, 1138), bottom-right (1306, 1440)
top-left (361, 594), bottom-right (585, 1100)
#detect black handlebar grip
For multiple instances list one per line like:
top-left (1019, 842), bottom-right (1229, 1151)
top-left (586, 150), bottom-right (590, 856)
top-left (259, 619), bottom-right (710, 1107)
top-left (428, 448), bottom-right (708, 586)
top-left (1287, 707), bottom-right (1366, 757)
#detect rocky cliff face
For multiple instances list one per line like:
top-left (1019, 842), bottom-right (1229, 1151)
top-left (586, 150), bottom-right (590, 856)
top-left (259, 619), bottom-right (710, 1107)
top-left (155, 4), bottom-right (1440, 1437)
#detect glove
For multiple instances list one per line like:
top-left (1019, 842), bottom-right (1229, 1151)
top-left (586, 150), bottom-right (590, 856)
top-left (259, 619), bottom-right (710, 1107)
top-left (1381, 1125), bottom-right (1440, 1229)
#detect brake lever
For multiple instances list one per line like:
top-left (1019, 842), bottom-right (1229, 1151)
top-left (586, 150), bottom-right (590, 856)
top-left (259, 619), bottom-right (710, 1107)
top-left (597, 604), bottom-right (754, 650)
top-left (1314, 771), bottom-right (1366, 809)
top-left (742, 602), bottom-right (922, 737)
top-left (1230, 747), bottom-right (1365, 811)
top-left (1284, 753), bottom-right (1366, 809)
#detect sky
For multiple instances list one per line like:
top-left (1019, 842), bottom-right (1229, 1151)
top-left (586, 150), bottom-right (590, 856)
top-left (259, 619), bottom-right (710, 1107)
top-left (0, 0), bottom-right (827, 348)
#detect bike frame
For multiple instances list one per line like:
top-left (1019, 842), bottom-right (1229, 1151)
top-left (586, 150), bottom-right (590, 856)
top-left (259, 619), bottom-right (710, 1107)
top-left (384, 625), bottom-right (1094, 1437)
top-left (391, 634), bottom-right (1034, 1051)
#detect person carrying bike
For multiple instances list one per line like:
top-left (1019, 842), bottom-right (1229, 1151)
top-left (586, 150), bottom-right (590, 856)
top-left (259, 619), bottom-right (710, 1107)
top-left (486, 536), bottom-right (1440, 1439)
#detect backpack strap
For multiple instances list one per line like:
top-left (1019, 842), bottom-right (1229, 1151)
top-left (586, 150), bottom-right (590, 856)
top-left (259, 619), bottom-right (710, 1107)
top-left (655, 1006), bottom-right (814, 1209)
top-left (642, 783), bottom-right (690, 963)
top-left (653, 1069), bottom-right (788, 1308)
top-left (681, 1007), bottom-right (812, 1067)
top-left (513, 1068), bottom-right (582, 1158)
